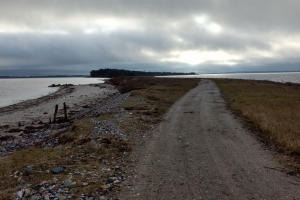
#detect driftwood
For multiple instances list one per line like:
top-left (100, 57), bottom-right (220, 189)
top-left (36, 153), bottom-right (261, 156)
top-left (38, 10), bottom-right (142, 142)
top-left (63, 102), bottom-right (68, 121)
top-left (53, 104), bottom-right (58, 123)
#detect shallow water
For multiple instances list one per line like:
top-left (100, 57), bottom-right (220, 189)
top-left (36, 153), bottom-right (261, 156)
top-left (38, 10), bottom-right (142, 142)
top-left (0, 77), bottom-right (105, 108)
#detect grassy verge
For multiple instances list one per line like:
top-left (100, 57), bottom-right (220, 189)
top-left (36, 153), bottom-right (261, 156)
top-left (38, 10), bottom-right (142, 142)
top-left (0, 77), bottom-right (200, 199)
top-left (214, 79), bottom-right (300, 156)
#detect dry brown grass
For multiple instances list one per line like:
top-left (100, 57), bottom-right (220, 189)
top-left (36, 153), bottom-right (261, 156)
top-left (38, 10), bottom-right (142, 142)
top-left (115, 77), bottom-right (201, 134)
top-left (214, 79), bottom-right (300, 155)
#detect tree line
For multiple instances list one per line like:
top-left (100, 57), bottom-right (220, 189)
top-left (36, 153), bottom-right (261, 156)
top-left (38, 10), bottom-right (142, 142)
top-left (90, 68), bottom-right (196, 77)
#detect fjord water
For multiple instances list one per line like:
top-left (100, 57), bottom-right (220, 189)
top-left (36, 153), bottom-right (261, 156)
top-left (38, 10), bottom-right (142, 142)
top-left (0, 77), bottom-right (105, 108)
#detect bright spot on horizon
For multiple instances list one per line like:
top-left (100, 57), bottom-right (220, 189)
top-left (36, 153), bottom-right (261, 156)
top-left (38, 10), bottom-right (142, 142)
top-left (161, 50), bottom-right (241, 66)
top-left (179, 51), bottom-right (203, 65)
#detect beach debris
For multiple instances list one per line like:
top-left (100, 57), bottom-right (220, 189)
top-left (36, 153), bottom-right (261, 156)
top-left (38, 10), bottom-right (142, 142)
top-left (53, 104), bottom-right (59, 123)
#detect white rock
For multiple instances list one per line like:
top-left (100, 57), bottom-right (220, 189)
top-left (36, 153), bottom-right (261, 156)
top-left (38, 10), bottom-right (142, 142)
top-left (82, 182), bottom-right (89, 186)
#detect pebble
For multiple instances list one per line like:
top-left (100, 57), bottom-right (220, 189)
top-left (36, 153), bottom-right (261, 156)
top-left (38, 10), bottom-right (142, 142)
top-left (82, 182), bottom-right (89, 186)
top-left (38, 186), bottom-right (46, 193)
top-left (100, 196), bottom-right (107, 200)
top-left (52, 167), bottom-right (64, 174)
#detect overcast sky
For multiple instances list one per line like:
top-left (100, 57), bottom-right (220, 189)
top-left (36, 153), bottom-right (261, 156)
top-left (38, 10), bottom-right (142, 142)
top-left (0, 0), bottom-right (300, 75)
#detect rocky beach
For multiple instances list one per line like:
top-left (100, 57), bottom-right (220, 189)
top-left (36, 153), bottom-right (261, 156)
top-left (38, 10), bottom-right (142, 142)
top-left (0, 82), bottom-right (135, 199)
top-left (0, 83), bottom-right (126, 157)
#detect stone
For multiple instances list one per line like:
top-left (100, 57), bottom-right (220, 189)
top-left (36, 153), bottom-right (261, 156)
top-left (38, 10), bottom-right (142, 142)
top-left (44, 194), bottom-right (50, 200)
top-left (24, 188), bottom-right (31, 197)
top-left (17, 190), bottom-right (23, 198)
top-left (39, 186), bottom-right (46, 194)
top-left (25, 165), bottom-right (33, 171)
top-left (52, 167), bottom-right (64, 174)
top-left (59, 195), bottom-right (67, 200)
top-left (64, 180), bottom-right (74, 187)
top-left (82, 182), bottom-right (89, 186)
top-left (31, 195), bottom-right (42, 200)
top-left (100, 196), bottom-right (107, 200)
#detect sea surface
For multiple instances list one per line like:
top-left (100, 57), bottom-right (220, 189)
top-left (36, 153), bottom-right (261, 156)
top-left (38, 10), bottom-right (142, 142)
top-left (0, 77), bottom-right (105, 108)
top-left (166, 72), bottom-right (300, 84)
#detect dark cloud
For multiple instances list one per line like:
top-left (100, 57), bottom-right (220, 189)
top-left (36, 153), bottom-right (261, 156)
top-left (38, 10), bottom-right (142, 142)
top-left (0, 0), bottom-right (300, 75)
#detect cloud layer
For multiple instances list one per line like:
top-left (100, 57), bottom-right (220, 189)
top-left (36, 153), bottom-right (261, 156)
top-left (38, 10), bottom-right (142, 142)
top-left (0, 0), bottom-right (299, 75)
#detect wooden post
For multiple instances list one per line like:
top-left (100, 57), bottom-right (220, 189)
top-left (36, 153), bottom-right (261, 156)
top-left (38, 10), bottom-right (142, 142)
top-left (53, 104), bottom-right (58, 123)
top-left (63, 102), bottom-right (68, 121)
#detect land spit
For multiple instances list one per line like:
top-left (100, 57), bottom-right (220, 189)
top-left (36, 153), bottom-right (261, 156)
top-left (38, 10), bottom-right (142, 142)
top-left (118, 79), bottom-right (300, 199)
top-left (1, 80), bottom-right (299, 199)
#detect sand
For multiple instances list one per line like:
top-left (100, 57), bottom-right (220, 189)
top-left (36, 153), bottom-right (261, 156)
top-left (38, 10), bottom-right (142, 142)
top-left (0, 83), bottom-right (118, 135)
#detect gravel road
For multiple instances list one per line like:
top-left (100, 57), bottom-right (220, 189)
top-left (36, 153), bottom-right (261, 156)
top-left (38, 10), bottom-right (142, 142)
top-left (119, 79), bottom-right (300, 200)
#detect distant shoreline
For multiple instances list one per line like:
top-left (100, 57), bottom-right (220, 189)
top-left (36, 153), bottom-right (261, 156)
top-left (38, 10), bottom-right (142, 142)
top-left (0, 76), bottom-right (88, 79)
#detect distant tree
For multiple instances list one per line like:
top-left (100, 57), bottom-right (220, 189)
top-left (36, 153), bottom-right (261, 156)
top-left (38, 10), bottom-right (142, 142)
top-left (90, 68), bottom-right (196, 77)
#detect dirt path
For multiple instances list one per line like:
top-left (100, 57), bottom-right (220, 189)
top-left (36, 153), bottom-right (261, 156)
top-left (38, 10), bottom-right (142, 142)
top-left (119, 79), bottom-right (300, 200)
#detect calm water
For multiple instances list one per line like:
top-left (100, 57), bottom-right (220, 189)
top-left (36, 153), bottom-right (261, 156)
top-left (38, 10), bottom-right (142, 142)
top-left (0, 77), bottom-right (105, 108)
top-left (166, 72), bottom-right (300, 84)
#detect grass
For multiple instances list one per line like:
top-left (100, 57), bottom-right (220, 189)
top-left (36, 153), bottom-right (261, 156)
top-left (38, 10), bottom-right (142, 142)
top-left (0, 77), bottom-right (200, 199)
top-left (213, 79), bottom-right (300, 155)
top-left (108, 77), bottom-right (200, 134)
